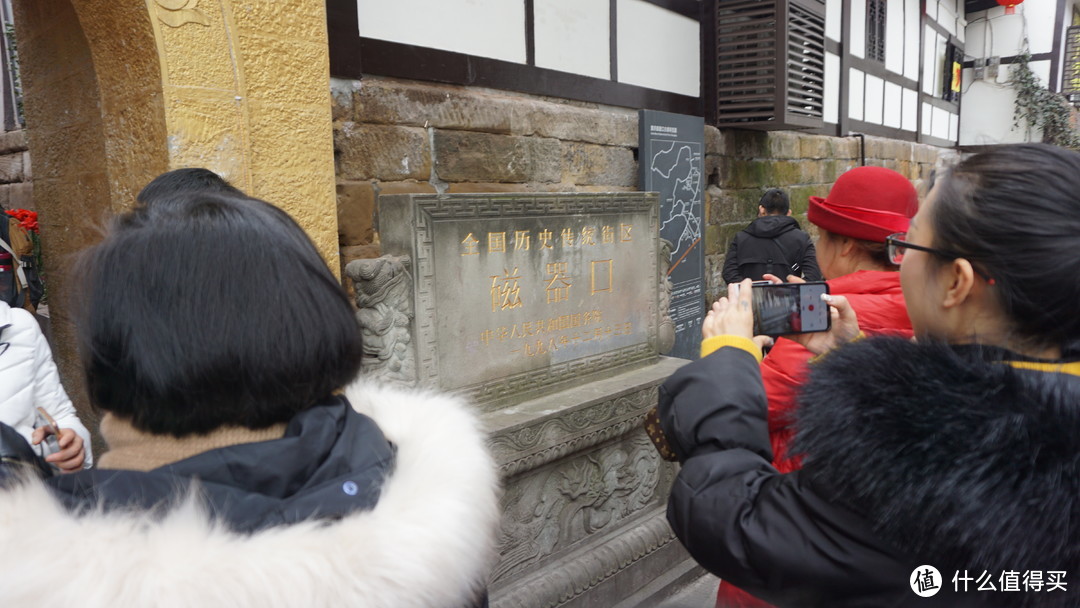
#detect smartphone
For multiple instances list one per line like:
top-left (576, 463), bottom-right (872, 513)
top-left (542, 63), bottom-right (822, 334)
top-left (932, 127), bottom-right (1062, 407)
top-left (35, 406), bottom-right (61, 455)
top-left (751, 281), bottom-right (831, 337)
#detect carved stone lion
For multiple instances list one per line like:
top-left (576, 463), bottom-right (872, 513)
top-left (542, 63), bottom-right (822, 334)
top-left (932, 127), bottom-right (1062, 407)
top-left (345, 255), bottom-right (416, 385)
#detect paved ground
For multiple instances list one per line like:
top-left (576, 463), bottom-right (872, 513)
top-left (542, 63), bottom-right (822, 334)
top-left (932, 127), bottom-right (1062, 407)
top-left (653, 573), bottom-right (720, 608)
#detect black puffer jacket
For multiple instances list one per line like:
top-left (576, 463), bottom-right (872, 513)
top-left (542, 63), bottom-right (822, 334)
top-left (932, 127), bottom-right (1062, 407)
top-left (722, 215), bottom-right (822, 283)
top-left (659, 337), bottom-right (1080, 607)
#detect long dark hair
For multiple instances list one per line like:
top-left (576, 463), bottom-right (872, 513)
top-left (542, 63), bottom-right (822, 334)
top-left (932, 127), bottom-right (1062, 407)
top-left (75, 192), bottom-right (363, 436)
top-left (931, 143), bottom-right (1080, 355)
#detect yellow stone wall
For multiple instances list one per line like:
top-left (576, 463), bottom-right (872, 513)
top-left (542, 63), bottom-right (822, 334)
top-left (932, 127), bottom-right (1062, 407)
top-left (143, 0), bottom-right (340, 270)
top-left (12, 0), bottom-right (340, 440)
top-left (15, 0), bottom-right (339, 266)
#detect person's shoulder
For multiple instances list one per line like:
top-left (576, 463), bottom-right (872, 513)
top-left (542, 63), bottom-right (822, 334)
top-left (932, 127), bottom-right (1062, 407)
top-left (0, 304), bottom-right (40, 344)
top-left (5, 306), bottom-right (36, 328)
top-left (776, 223), bottom-right (812, 246)
top-left (344, 381), bottom-right (495, 475)
top-left (783, 218), bottom-right (809, 235)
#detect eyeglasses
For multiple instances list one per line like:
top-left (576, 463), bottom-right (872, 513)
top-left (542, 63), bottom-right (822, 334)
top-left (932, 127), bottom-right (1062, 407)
top-left (885, 232), bottom-right (995, 283)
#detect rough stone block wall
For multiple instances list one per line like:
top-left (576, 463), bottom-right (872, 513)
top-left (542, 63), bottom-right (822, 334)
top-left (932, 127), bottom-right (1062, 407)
top-left (330, 76), bottom-right (955, 307)
top-left (330, 76), bottom-right (638, 285)
top-left (702, 129), bottom-right (955, 303)
top-left (0, 130), bottom-right (33, 212)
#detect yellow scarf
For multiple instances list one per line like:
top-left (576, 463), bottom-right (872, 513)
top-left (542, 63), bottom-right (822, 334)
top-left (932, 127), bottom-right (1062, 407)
top-left (1006, 360), bottom-right (1080, 377)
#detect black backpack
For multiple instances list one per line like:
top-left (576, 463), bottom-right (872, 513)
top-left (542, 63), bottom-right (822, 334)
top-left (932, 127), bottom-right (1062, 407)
top-left (734, 234), bottom-right (805, 282)
top-left (0, 215), bottom-right (44, 312)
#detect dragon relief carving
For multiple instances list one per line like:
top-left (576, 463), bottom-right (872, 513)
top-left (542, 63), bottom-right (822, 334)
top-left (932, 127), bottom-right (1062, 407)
top-left (346, 255), bottom-right (417, 386)
top-left (493, 433), bottom-right (663, 582)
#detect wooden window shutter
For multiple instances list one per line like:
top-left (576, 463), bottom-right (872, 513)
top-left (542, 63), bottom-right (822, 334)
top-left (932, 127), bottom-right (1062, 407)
top-left (711, 0), bottom-right (826, 129)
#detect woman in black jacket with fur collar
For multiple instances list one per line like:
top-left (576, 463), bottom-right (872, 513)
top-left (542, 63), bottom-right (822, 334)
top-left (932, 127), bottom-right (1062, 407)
top-left (0, 181), bottom-right (499, 608)
top-left (659, 143), bottom-right (1080, 607)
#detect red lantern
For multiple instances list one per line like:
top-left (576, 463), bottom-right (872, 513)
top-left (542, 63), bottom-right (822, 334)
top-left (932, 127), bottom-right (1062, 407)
top-left (996, 0), bottom-right (1024, 15)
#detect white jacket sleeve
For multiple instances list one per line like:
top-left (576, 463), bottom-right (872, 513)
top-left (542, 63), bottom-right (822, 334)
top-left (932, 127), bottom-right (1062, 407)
top-left (25, 311), bottom-right (93, 468)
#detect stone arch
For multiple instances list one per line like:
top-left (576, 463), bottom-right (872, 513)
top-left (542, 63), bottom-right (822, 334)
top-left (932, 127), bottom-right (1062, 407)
top-left (11, 1), bottom-right (169, 433)
top-left (10, 0), bottom-right (338, 432)
top-left (14, 0), bottom-right (339, 267)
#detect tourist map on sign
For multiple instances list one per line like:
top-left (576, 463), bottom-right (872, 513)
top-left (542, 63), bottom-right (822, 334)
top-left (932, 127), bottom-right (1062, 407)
top-left (649, 141), bottom-right (702, 272)
top-left (638, 110), bottom-right (704, 360)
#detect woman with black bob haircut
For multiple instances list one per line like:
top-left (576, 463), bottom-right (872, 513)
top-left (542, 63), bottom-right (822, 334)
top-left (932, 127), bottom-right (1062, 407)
top-left (654, 143), bottom-right (1080, 607)
top-left (81, 192), bottom-right (363, 436)
top-left (0, 185), bottom-right (500, 608)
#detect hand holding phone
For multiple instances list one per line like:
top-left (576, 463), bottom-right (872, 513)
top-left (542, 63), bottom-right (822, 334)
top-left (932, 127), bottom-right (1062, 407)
top-left (703, 280), bottom-right (756, 341)
top-left (751, 282), bottom-right (831, 337)
top-left (707, 279), bottom-right (860, 355)
top-left (33, 406), bottom-right (61, 454)
top-left (32, 408), bottom-right (86, 472)
top-left (790, 292), bottom-right (862, 356)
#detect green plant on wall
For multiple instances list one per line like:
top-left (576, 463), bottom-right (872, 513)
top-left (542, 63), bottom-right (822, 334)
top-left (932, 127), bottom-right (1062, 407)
top-left (1010, 50), bottom-right (1080, 150)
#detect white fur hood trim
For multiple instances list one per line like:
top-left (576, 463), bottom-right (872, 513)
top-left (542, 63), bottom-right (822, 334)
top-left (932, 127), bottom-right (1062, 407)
top-left (0, 382), bottom-right (501, 608)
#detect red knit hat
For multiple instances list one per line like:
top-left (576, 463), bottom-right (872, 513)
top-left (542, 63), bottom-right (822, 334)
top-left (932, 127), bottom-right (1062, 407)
top-left (807, 166), bottom-right (919, 242)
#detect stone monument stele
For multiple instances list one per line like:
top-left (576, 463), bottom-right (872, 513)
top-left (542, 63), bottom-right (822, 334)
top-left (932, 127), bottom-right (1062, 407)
top-left (346, 192), bottom-right (693, 608)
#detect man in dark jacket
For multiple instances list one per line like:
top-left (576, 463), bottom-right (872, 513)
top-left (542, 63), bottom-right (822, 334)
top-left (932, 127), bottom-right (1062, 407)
top-left (722, 189), bottom-right (822, 283)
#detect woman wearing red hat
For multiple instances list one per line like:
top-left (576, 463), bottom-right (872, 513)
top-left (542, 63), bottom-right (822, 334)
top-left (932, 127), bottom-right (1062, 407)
top-left (715, 166), bottom-right (918, 608)
top-left (660, 143), bottom-right (1080, 607)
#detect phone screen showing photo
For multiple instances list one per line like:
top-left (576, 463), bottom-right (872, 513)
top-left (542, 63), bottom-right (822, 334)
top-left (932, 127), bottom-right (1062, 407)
top-left (751, 282), bottom-right (830, 337)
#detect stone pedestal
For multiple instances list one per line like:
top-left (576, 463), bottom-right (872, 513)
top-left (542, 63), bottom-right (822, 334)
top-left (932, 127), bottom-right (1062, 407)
top-left (486, 357), bottom-right (689, 608)
top-left (346, 193), bottom-right (695, 606)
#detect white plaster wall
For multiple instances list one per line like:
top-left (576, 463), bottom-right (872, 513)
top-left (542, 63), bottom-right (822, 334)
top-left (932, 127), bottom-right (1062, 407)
top-left (904, 0), bottom-right (920, 79)
top-left (923, 27), bottom-right (943, 95)
top-left (535, 0), bottom-right (610, 79)
top-left (849, 68), bottom-right (865, 120)
top-left (357, 0), bottom-right (526, 63)
top-left (959, 61), bottom-right (1051, 145)
top-left (932, 105), bottom-right (950, 140)
top-left (965, 10), bottom-right (1026, 59)
top-left (826, 0), bottom-right (842, 41)
top-left (616, 0), bottom-right (700, 96)
top-left (885, 0), bottom-right (905, 75)
top-left (884, 80), bottom-right (902, 128)
top-left (961, 3), bottom-right (1063, 146)
top-left (1023, 1), bottom-right (1060, 55)
top-left (902, 87), bottom-right (917, 131)
top-left (851, 0), bottom-right (866, 59)
top-left (825, 51), bottom-right (840, 124)
top-left (925, 0), bottom-right (966, 43)
top-left (865, 74), bottom-right (885, 124)
top-left (966, 3), bottom-right (1058, 60)
top-left (936, 0), bottom-right (957, 37)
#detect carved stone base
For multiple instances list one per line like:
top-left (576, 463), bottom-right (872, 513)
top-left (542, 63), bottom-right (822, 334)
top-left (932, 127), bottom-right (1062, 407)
top-left (486, 357), bottom-right (689, 608)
